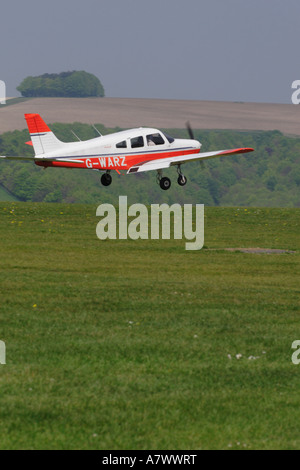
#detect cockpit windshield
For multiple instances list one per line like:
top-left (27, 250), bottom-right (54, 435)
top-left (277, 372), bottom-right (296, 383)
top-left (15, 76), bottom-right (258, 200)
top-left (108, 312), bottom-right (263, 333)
top-left (163, 133), bottom-right (175, 144)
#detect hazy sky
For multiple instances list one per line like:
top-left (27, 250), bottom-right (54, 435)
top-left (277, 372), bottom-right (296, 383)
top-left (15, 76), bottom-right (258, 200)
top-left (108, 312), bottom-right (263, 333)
top-left (1, 0), bottom-right (299, 103)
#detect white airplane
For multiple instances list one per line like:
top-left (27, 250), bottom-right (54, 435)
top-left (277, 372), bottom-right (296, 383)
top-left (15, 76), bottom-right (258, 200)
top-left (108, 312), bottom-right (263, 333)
top-left (0, 114), bottom-right (254, 190)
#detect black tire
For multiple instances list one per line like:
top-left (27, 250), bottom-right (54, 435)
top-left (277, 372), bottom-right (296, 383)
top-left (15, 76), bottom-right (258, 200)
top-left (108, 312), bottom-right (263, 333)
top-left (160, 177), bottom-right (171, 190)
top-left (101, 173), bottom-right (112, 186)
top-left (177, 175), bottom-right (187, 186)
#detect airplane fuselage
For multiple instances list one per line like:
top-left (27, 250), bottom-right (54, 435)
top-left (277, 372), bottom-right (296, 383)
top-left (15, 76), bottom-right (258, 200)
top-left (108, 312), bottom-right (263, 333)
top-left (34, 128), bottom-right (201, 172)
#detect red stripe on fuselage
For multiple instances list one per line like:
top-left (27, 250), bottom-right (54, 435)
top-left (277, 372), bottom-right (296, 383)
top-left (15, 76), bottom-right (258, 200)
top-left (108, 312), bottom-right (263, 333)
top-left (35, 148), bottom-right (200, 170)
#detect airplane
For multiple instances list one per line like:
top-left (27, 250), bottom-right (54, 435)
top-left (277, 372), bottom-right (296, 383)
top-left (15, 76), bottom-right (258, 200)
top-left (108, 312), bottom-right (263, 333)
top-left (0, 113), bottom-right (254, 190)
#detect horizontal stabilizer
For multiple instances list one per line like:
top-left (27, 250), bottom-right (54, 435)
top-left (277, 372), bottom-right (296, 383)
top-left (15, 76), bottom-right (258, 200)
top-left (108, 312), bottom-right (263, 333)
top-left (0, 155), bottom-right (34, 161)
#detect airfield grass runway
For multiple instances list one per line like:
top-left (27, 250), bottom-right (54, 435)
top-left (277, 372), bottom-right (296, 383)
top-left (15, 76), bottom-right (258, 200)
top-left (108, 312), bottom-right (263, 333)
top-left (0, 202), bottom-right (299, 449)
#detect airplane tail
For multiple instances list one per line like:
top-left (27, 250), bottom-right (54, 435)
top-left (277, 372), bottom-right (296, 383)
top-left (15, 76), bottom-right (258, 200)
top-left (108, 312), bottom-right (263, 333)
top-left (25, 113), bottom-right (65, 155)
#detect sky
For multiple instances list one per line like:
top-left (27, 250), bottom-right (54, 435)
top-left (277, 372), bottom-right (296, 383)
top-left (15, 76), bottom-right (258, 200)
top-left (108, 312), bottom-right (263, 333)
top-left (1, 0), bottom-right (299, 103)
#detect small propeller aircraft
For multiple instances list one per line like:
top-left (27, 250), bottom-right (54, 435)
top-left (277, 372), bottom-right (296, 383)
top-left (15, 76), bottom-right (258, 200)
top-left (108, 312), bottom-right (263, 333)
top-left (0, 114), bottom-right (254, 190)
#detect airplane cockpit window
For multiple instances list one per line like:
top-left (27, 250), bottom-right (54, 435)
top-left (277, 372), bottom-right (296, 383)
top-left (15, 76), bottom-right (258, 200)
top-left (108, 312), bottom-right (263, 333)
top-left (131, 136), bottom-right (144, 148)
top-left (116, 140), bottom-right (127, 148)
top-left (146, 133), bottom-right (165, 146)
top-left (163, 133), bottom-right (175, 144)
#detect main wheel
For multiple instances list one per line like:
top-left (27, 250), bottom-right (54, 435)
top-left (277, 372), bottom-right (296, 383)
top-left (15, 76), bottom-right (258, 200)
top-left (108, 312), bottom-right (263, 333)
top-left (177, 174), bottom-right (187, 186)
top-left (160, 177), bottom-right (171, 190)
top-left (101, 173), bottom-right (112, 186)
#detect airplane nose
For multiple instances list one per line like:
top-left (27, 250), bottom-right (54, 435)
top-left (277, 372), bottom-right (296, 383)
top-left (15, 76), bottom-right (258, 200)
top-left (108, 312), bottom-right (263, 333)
top-left (194, 140), bottom-right (201, 151)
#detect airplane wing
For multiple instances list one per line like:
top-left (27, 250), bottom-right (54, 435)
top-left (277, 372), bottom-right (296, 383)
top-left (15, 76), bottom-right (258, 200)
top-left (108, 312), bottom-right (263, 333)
top-left (127, 147), bottom-right (254, 174)
top-left (0, 155), bottom-right (34, 160)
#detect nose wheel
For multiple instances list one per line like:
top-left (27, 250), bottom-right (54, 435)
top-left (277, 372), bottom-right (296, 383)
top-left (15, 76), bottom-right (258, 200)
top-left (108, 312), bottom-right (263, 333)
top-left (177, 165), bottom-right (187, 186)
top-left (177, 174), bottom-right (187, 186)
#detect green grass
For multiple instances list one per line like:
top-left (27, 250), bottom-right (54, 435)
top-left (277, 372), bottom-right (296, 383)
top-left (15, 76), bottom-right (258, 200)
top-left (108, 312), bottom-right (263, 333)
top-left (0, 185), bottom-right (19, 202)
top-left (0, 203), bottom-right (299, 449)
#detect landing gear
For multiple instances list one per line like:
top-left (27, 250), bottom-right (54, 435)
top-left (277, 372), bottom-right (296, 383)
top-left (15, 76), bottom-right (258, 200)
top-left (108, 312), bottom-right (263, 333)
top-left (156, 170), bottom-right (171, 190)
top-left (177, 174), bottom-right (187, 186)
top-left (177, 165), bottom-right (187, 186)
top-left (156, 166), bottom-right (187, 190)
top-left (160, 177), bottom-right (171, 191)
top-left (101, 172), bottom-right (112, 186)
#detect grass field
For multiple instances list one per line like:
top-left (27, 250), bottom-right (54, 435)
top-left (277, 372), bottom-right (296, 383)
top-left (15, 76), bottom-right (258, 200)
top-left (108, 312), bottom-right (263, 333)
top-left (0, 186), bottom-right (18, 202)
top-left (0, 202), bottom-right (299, 450)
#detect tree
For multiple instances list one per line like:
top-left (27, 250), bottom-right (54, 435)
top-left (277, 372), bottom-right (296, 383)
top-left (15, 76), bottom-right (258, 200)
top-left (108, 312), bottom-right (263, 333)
top-left (17, 71), bottom-right (105, 98)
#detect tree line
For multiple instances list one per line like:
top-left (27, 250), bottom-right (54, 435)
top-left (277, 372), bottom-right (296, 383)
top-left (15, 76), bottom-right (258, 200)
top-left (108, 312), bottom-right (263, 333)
top-left (17, 71), bottom-right (105, 98)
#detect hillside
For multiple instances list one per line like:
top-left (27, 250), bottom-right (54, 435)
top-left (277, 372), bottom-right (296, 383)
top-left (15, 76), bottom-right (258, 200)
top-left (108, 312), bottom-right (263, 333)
top-left (1, 97), bottom-right (300, 135)
top-left (0, 123), bottom-right (299, 207)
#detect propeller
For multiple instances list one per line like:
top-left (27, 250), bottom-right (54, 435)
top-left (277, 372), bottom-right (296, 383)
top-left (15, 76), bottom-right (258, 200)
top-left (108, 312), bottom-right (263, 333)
top-left (186, 121), bottom-right (205, 169)
top-left (186, 121), bottom-right (194, 140)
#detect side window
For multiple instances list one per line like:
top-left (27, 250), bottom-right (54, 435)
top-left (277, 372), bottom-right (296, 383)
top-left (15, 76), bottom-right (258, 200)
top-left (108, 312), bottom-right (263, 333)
top-left (116, 140), bottom-right (127, 148)
top-left (146, 133), bottom-right (165, 146)
top-left (131, 136), bottom-right (144, 148)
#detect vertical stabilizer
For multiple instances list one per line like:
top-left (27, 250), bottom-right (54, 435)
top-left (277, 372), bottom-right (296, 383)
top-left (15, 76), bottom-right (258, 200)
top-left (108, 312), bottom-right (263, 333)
top-left (25, 114), bottom-right (65, 155)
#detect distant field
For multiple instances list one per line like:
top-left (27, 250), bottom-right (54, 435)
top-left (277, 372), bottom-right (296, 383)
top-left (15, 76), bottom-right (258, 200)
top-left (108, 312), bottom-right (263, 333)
top-left (1, 97), bottom-right (300, 135)
top-left (1, 98), bottom-right (31, 108)
top-left (0, 203), bottom-right (299, 449)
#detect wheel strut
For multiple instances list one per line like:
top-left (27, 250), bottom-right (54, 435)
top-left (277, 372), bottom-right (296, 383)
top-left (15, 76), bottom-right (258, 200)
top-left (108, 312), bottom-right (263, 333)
top-left (177, 165), bottom-right (187, 186)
